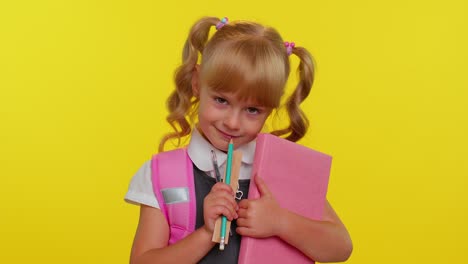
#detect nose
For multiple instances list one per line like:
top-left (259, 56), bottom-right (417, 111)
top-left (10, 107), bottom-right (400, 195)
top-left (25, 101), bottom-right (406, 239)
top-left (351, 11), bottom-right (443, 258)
top-left (223, 110), bottom-right (241, 131)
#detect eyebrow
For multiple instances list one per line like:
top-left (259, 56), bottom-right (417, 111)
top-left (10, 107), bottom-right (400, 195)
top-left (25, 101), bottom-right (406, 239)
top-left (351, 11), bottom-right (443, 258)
top-left (210, 90), bottom-right (268, 109)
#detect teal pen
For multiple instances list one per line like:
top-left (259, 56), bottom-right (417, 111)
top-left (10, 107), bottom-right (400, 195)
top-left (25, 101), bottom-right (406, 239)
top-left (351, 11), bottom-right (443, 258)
top-left (219, 139), bottom-right (234, 250)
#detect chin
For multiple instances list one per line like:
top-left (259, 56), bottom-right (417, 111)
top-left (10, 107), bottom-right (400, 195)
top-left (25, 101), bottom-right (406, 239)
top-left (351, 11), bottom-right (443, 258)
top-left (213, 141), bottom-right (229, 152)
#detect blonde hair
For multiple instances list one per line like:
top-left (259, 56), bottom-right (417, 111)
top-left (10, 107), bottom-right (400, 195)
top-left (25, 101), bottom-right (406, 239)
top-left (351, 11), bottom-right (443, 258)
top-left (159, 17), bottom-right (315, 152)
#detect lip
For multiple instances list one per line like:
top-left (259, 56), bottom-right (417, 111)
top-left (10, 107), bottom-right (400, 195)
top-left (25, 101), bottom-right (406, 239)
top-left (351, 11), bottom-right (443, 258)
top-left (215, 127), bottom-right (240, 139)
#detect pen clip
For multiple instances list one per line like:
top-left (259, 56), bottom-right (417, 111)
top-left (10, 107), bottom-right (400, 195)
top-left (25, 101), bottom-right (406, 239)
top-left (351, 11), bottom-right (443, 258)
top-left (210, 149), bottom-right (222, 182)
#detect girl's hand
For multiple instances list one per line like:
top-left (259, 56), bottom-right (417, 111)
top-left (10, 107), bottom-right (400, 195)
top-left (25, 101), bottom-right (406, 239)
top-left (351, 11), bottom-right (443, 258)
top-left (236, 175), bottom-right (285, 238)
top-left (203, 182), bottom-right (238, 234)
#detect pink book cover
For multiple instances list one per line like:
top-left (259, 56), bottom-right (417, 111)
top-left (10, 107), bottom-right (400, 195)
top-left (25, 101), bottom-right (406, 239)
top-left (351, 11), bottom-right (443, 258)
top-left (238, 133), bottom-right (332, 264)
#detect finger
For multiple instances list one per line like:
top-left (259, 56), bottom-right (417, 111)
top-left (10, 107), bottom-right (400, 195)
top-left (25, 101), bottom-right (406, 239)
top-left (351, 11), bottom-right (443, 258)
top-left (238, 199), bottom-right (249, 209)
top-left (207, 188), bottom-right (237, 207)
top-left (235, 217), bottom-right (250, 228)
top-left (236, 208), bottom-right (249, 218)
top-left (211, 182), bottom-right (235, 194)
top-left (209, 188), bottom-right (237, 200)
top-left (214, 191), bottom-right (239, 210)
top-left (255, 175), bottom-right (271, 197)
top-left (207, 196), bottom-right (238, 218)
top-left (209, 205), bottom-right (237, 221)
top-left (207, 201), bottom-right (238, 221)
top-left (236, 226), bottom-right (253, 237)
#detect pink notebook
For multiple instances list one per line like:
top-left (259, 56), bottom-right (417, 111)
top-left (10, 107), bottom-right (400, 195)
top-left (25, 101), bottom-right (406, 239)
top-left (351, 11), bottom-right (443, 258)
top-left (238, 133), bottom-right (332, 264)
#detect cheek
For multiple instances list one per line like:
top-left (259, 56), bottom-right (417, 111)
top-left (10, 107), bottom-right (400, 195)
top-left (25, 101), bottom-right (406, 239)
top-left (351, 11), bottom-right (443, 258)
top-left (197, 109), bottom-right (209, 124)
top-left (244, 117), bottom-right (267, 133)
top-left (198, 104), bottom-right (217, 124)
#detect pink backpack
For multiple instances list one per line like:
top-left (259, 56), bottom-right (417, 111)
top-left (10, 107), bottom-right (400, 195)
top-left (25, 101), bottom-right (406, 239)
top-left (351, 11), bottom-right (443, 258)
top-left (151, 148), bottom-right (196, 245)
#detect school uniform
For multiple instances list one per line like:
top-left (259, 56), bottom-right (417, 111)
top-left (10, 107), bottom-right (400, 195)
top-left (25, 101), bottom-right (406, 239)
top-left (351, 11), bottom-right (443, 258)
top-left (125, 129), bottom-right (256, 263)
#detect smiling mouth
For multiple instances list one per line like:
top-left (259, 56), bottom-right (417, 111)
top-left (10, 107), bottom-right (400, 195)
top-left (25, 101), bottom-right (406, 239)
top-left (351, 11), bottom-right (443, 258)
top-left (216, 128), bottom-right (240, 139)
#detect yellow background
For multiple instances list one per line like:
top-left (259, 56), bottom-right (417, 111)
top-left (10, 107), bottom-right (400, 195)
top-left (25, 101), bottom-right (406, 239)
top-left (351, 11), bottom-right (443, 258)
top-left (1, 0), bottom-right (467, 263)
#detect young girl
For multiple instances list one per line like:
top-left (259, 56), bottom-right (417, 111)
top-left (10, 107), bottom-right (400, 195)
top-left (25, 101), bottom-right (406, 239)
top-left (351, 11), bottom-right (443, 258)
top-left (125, 16), bottom-right (352, 263)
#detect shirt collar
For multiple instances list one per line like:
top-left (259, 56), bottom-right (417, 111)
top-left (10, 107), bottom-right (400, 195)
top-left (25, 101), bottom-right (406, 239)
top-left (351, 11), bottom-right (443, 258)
top-left (187, 128), bottom-right (256, 172)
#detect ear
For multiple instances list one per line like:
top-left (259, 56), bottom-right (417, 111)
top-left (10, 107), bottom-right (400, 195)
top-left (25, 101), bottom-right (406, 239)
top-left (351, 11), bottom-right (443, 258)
top-left (191, 64), bottom-right (201, 97)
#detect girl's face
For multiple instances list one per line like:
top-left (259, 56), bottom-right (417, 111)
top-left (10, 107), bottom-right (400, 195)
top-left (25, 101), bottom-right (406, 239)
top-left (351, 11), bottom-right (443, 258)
top-left (196, 86), bottom-right (271, 152)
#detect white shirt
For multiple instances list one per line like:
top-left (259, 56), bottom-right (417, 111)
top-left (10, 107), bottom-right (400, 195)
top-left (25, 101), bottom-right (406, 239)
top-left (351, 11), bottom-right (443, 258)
top-left (124, 129), bottom-right (256, 209)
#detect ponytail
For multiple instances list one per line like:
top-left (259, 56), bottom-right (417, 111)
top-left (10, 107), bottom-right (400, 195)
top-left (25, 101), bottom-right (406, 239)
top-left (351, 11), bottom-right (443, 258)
top-left (271, 46), bottom-right (315, 142)
top-left (159, 17), bottom-right (220, 152)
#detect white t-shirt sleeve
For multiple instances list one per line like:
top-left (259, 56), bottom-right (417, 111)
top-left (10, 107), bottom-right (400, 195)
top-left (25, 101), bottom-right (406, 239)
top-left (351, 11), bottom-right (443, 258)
top-left (124, 160), bottom-right (160, 209)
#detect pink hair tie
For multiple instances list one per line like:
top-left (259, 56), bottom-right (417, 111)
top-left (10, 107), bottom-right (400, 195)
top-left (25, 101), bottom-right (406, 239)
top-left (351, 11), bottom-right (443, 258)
top-left (216, 17), bottom-right (229, 30)
top-left (284, 41), bottom-right (295, 56)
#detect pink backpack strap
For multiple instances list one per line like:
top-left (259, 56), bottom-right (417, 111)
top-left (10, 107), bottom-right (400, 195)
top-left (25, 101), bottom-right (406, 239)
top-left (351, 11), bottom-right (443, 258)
top-left (151, 148), bottom-right (196, 245)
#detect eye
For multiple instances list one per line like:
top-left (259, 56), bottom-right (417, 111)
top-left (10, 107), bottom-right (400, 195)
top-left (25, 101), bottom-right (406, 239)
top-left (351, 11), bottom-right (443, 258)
top-left (214, 97), bottom-right (228, 105)
top-left (246, 107), bottom-right (261, 115)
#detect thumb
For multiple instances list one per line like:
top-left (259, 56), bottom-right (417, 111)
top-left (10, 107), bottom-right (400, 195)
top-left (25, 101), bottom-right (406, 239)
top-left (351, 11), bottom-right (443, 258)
top-left (255, 175), bottom-right (271, 198)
